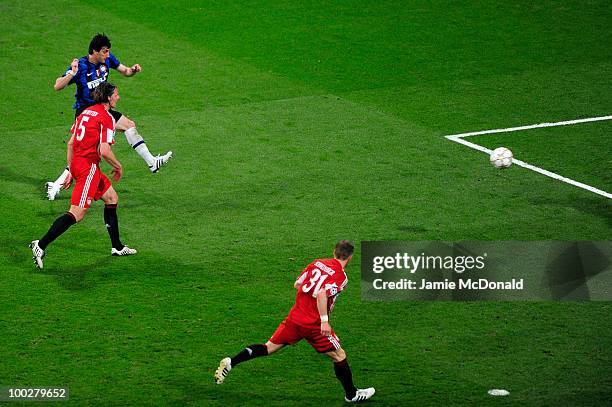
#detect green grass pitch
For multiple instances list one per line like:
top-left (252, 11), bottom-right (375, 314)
top-left (1, 0), bottom-right (610, 405)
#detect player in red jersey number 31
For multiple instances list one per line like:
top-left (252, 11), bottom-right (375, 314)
top-left (215, 241), bottom-right (375, 403)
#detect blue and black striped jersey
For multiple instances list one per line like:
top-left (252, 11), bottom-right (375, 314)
top-left (63, 53), bottom-right (121, 111)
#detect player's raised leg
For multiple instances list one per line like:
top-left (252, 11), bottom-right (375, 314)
top-left (215, 341), bottom-right (283, 384)
top-left (326, 348), bottom-right (375, 403)
top-left (45, 166), bottom-right (70, 200)
top-left (116, 115), bottom-right (172, 173)
top-left (99, 185), bottom-right (137, 256)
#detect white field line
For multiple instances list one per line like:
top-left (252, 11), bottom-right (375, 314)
top-left (445, 116), bottom-right (612, 199)
top-left (446, 115), bottom-right (612, 138)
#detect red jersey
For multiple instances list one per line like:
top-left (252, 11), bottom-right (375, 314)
top-left (287, 258), bottom-right (348, 328)
top-left (70, 104), bottom-right (116, 163)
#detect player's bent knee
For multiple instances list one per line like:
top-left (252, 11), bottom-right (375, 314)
top-left (104, 194), bottom-right (118, 205)
top-left (116, 116), bottom-right (136, 132)
top-left (101, 188), bottom-right (119, 205)
top-left (326, 348), bottom-right (346, 362)
top-left (69, 207), bottom-right (87, 222)
top-left (71, 212), bottom-right (85, 222)
top-left (123, 118), bottom-right (135, 129)
top-left (264, 341), bottom-right (283, 355)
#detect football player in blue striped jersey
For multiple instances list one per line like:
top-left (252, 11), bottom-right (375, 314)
top-left (46, 33), bottom-right (172, 200)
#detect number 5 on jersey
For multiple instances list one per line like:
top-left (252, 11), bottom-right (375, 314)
top-left (74, 116), bottom-right (90, 141)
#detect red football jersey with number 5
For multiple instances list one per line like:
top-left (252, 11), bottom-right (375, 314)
top-left (287, 258), bottom-right (348, 328)
top-left (70, 104), bottom-right (116, 164)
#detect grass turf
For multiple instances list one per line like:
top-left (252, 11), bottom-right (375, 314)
top-left (0, 0), bottom-right (610, 405)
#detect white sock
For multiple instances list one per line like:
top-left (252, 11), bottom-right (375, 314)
top-left (124, 127), bottom-right (155, 167)
top-left (52, 168), bottom-right (70, 187)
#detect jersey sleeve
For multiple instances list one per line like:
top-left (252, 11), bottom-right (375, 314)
top-left (324, 271), bottom-right (347, 297)
top-left (99, 114), bottom-right (116, 144)
top-left (108, 53), bottom-right (120, 69)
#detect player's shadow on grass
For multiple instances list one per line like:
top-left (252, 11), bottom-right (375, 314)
top-left (32, 251), bottom-right (195, 291)
top-left (164, 375), bottom-right (308, 406)
top-left (0, 165), bottom-right (47, 190)
top-left (33, 256), bottom-right (112, 291)
top-left (529, 194), bottom-right (612, 227)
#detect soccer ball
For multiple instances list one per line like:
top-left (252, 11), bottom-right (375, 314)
top-left (489, 147), bottom-right (513, 168)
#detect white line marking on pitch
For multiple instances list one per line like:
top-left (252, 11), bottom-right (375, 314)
top-left (445, 116), bottom-right (612, 199)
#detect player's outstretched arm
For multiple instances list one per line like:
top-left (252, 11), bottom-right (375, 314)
top-left (63, 135), bottom-right (75, 189)
top-left (294, 269), bottom-right (308, 289)
top-left (66, 135), bottom-right (74, 168)
top-left (117, 63), bottom-right (141, 77)
top-left (317, 290), bottom-right (332, 336)
top-left (54, 59), bottom-right (78, 91)
top-left (100, 143), bottom-right (123, 181)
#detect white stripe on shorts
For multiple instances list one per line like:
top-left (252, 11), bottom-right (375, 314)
top-left (328, 335), bottom-right (341, 350)
top-left (79, 163), bottom-right (97, 207)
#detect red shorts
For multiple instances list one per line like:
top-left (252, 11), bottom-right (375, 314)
top-left (269, 318), bottom-right (342, 353)
top-left (70, 159), bottom-right (111, 209)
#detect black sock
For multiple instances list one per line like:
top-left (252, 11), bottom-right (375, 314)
top-left (230, 344), bottom-right (268, 367)
top-left (334, 358), bottom-right (357, 399)
top-left (39, 212), bottom-right (77, 250)
top-left (104, 204), bottom-right (123, 250)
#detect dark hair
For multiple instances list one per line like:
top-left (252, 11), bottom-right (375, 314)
top-left (334, 240), bottom-right (354, 260)
top-left (92, 82), bottom-right (117, 104)
top-left (89, 33), bottom-right (111, 54)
